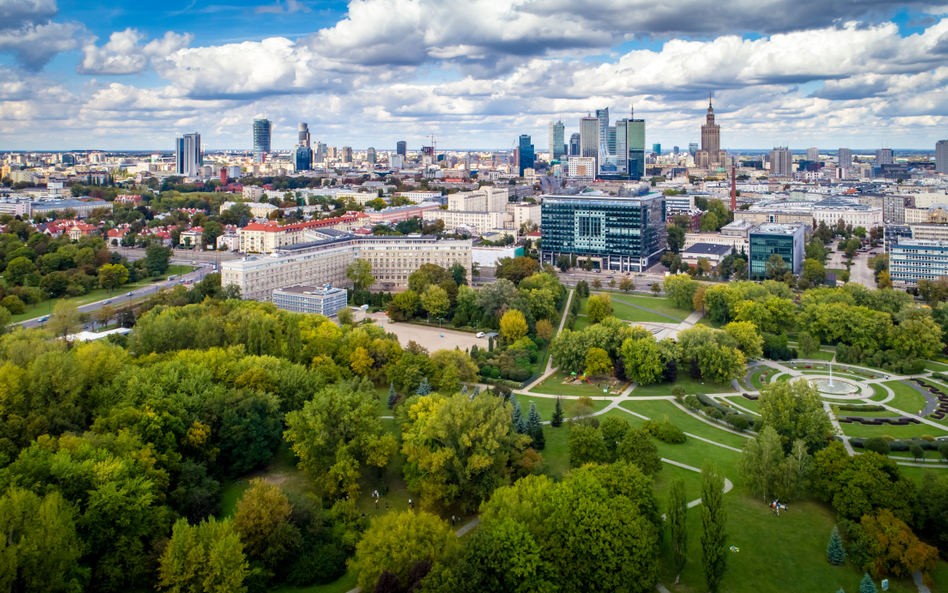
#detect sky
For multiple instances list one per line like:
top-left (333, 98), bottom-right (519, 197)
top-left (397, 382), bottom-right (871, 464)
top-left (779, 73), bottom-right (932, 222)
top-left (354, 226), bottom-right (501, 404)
top-left (1, 0), bottom-right (948, 152)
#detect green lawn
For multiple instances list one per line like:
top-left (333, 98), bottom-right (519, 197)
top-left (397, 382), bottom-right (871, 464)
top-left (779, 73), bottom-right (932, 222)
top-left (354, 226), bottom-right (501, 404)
top-left (581, 295), bottom-right (680, 324)
top-left (841, 420), bottom-right (948, 439)
top-left (271, 570), bottom-right (359, 593)
top-left (521, 394), bottom-right (605, 423)
top-left (527, 369), bottom-right (626, 397)
top-left (617, 400), bottom-right (751, 449)
top-left (629, 375), bottom-right (737, 397)
top-left (925, 360), bottom-right (948, 372)
top-left (719, 395), bottom-right (759, 415)
top-left (165, 264), bottom-right (198, 277)
top-left (882, 380), bottom-right (929, 416)
top-left (795, 350), bottom-right (835, 362)
top-left (749, 367), bottom-right (775, 391)
top-left (10, 279), bottom-right (158, 323)
top-left (898, 464), bottom-right (948, 485)
top-left (572, 316), bottom-right (590, 331)
top-left (542, 423), bottom-right (572, 480)
top-left (695, 317), bottom-right (725, 329)
top-left (610, 294), bottom-right (692, 320)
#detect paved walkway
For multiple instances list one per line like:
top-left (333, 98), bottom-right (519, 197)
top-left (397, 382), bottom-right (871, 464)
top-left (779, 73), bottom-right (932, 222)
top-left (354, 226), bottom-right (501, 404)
top-left (901, 379), bottom-right (940, 416)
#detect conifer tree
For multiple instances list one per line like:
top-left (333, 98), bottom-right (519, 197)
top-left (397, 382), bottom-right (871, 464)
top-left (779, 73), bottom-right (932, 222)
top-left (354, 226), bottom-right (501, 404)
top-left (701, 460), bottom-right (728, 593)
top-left (388, 383), bottom-right (397, 409)
top-left (826, 525), bottom-right (846, 566)
top-left (510, 395), bottom-right (527, 434)
top-left (526, 402), bottom-right (545, 450)
top-left (416, 377), bottom-right (431, 396)
top-left (669, 479), bottom-right (689, 579)
top-left (551, 397), bottom-right (564, 427)
top-left (859, 573), bottom-right (877, 593)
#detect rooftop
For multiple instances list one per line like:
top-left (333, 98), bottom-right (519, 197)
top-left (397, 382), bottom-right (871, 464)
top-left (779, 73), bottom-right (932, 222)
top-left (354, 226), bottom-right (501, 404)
top-left (274, 285), bottom-right (346, 296)
top-left (683, 243), bottom-right (733, 256)
top-left (752, 222), bottom-right (806, 235)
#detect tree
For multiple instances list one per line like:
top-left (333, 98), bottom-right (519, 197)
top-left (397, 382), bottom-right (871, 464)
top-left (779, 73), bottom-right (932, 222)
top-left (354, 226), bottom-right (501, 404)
top-left (234, 479), bottom-right (293, 558)
top-left (876, 270), bottom-right (892, 289)
top-left (4, 256), bottom-right (36, 286)
top-left (798, 331), bottom-right (819, 357)
top-left (495, 256), bottom-right (539, 285)
top-left (526, 402), bottom-right (545, 450)
top-left (826, 525), bottom-right (846, 566)
top-left (388, 383), bottom-right (398, 409)
top-left (420, 284), bottom-right (450, 319)
top-left (591, 278), bottom-right (602, 289)
top-left (621, 336), bottom-right (664, 385)
top-left (416, 376), bottom-right (432, 396)
top-left (667, 225), bottom-right (685, 253)
top-left (586, 294), bottom-right (613, 323)
top-left (910, 443), bottom-right (924, 462)
top-left (738, 426), bottom-right (785, 501)
top-left (664, 274), bottom-right (698, 310)
top-left (346, 258), bottom-right (375, 292)
top-left (569, 424), bottom-right (608, 466)
top-left (476, 279), bottom-right (517, 319)
top-left (499, 309), bottom-right (528, 342)
top-left (47, 299), bottom-right (81, 341)
top-left (701, 460), bottom-right (727, 593)
top-left (617, 427), bottom-right (662, 475)
top-left (97, 263), bottom-right (129, 294)
top-left (556, 254), bottom-right (572, 272)
top-left (0, 306), bottom-right (11, 335)
top-left (860, 508), bottom-right (938, 579)
top-left (202, 220), bottom-right (224, 248)
top-left (668, 479), bottom-right (689, 579)
top-left (859, 573), bottom-right (877, 593)
top-left (651, 282), bottom-right (662, 295)
top-left (723, 321), bottom-right (763, 359)
top-left (144, 244), bottom-right (172, 277)
top-left (584, 347), bottom-right (612, 376)
top-left (453, 517), bottom-right (553, 593)
top-left (764, 254), bottom-right (790, 279)
top-left (387, 289), bottom-right (419, 321)
top-left (0, 488), bottom-right (84, 593)
top-left (158, 517), bottom-right (249, 593)
top-left (551, 398), bottom-right (564, 427)
top-left (535, 318), bottom-right (554, 342)
top-left (758, 379), bottom-right (833, 453)
top-left (619, 276), bottom-right (634, 292)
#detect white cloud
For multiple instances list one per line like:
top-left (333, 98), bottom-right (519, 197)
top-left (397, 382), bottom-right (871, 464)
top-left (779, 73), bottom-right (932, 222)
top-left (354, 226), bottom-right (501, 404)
top-left (77, 28), bottom-right (193, 75)
top-left (255, 0), bottom-right (311, 14)
top-left (0, 0), bottom-right (88, 70)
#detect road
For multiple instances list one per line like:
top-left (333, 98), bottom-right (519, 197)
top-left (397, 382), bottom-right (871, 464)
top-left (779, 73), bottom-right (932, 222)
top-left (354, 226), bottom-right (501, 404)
top-left (19, 260), bottom-right (215, 330)
top-left (825, 241), bottom-right (878, 288)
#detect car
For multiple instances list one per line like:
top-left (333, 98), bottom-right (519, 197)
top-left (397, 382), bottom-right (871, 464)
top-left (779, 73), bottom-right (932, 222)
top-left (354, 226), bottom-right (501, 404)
top-left (104, 299), bottom-right (111, 304)
top-left (127, 292), bottom-right (133, 297)
top-left (38, 315), bottom-right (49, 322)
top-left (476, 332), bottom-right (485, 338)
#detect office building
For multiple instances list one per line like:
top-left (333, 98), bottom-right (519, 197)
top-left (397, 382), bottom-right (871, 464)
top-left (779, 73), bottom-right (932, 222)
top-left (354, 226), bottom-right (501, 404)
top-left (695, 93), bottom-right (725, 168)
top-left (549, 121), bottom-right (565, 162)
top-left (625, 108), bottom-right (646, 180)
top-left (569, 133), bottom-right (580, 156)
top-left (315, 142), bottom-right (326, 163)
top-left (175, 132), bottom-right (202, 177)
top-left (396, 140), bottom-right (407, 157)
top-left (540, 193), bottom-right (666, 272)
top-left (518, 135), bottom-right (535, 176)
top-left (580, 115), bottom-right (600, 172)
top-left (367, 147), bottom-right (376, 164)
top-left (748, 222), bottom-right (806, 278)
top-left (595, 108), bottom-right (610, 163)
top-left (806, 147), bottom-right (819, 162)
top-left (936, 140), bottom-right (948, 174)
top-left (568, 157), bottom-right (596, 181)
top-left (652, 144), bottom-right (661, 155)
top-left (890, 239), bottom-right (948, 285)
top-left (770, 147), bottom-right (792, 176)
top-left (295, 146), bottom-right (313, 171)
top-left (272, 285), bottom-right (348, 317)
top-left (607, 126), bottom-right (617, 155)
top-left (341, 146), bottom-right (353, 163)
top-left (253, 118), bottom-right (272, 163)
top-left (222, 235), bottom-right (472, 299)
top-left (839, 148), bottom-right (853, 169)
top-left (689, 143), bottom-right (699, 157)
top-left (298, 123), bottom-right (311, 148)
top-left (876, 149), bottom-right (894, 165)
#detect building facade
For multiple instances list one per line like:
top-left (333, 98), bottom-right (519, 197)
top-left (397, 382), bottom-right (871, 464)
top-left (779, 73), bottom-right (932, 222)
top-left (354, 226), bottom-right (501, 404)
top-left (518, 135), bottom-right (535, 176)
top-left (568, 157), bottom-right (596, 181)
top-left (696, 94), bottom-right (725, 168)
top-left (237, 212), bottom-right (370, 253)
top-left (549, 121), bottom-right (565, 162)
top-left (770, 147), bottom-right (792, 177)
top-left (295, 147), bottom-right (313, 171)
top-left (580, 116), bottom-right (599, 172)
top-left (272, 285), bottom-right (348, 316)
top-left (839, 148), bottom-right (853, 169)
top-left (748, 223), bottom-right (806, 278)
top-left (175, 133), bottom-right (202, 177)
top-left (253, 119), bottom-right (272, 163)
top-left (890, 239), bottom-right (948, 285)
top-left (298, 123), bottom-right (311, 148)
top-left (540, 194), bottom-right (666, 272)
top-left (397, 141), bottom-right (407, 157)
top-left (937, 140), bottom-right (948, 175)
top-left (569, 133), bottom-right (580, 156)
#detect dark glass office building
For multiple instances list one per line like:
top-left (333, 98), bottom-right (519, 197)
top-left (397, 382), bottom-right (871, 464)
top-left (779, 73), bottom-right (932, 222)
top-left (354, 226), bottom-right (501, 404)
top-left (518, 135), bottom-right (535, 176)
top-left (540, 194), bottom-right (666, 272)
top-left (748, 223), bottom-right (806, 278)
top-left (295, 146), bottom-right (313, 171)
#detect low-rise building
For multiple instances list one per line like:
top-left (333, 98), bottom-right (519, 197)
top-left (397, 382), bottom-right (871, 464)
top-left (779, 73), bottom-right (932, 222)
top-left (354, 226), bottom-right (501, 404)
top-left (238, 212), bottom-right (370, 253)
top-left (221, 201), bottom-right (279, 219)
top-left (31, 198), bottom-right (112, 219)
top-left (680, 243), bottom-right (734, 267)
top-left (272, 285), bottom-right (349, 316)
top-left (748, 222), bottom-right (807, 278)
top-left (890, 239), bottom-right (948, 285)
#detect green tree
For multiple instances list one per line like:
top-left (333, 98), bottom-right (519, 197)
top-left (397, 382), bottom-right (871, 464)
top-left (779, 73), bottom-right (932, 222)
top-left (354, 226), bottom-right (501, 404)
top-left (668, 479), bottom-right (689, 578)
top-left (619, 276), bottom-right (634, 292)
top-left (202, 220), bottom-right (224, 248)
top-left (233, 478), bottom-right (293, 558)
top-left (158, 517), bottom-right (249, 593)
top-left (0, 306), bottom-right (11, 335)
top-left (346, 258), bottom-right (375, 292)
top-left (764, 254), bottom-right (789, 279)
top-left (664, 274), bottom-right (699, 310)
top-left (859, 573), bottom-right (877, 593)
top-left (453, 518), bottom-right (553, 593)
top-left (420, 284), bottom-right (450, 319)
top-left (1, 295), bottom-right (25, 315)
top-left (700, 460), bottom-right (728, 593)
top-left (387, 289), bottom-right (419, 321)
top-left (495, 256), bottom-right (540, 285)
top-left (586, 294), bottom-right (613, 323)
top-left (0, 488), bottom-right (84, 593)
top-left (4, 256), bottom-right (36, 286)
top-left (738, 426), bottom-right (786, 502)
top-left (47, 299), bottom-right (81, 341)
top-left (617, 427), bottom-right (662, 475)
top-left (584, 347), bottom-right (612, 375)
top-left (803, 258), bottom-right (826, 285)
top-left (826, 525), bottom-right (846, 566)
top-left (758, 379), bottom-right (833, 453)
top-left (798, 331), bottom-right (819, 357)
top-left (97, 263), bottom-right (130, 294)
top-left (568, 424), bottom-right (608, 466)
top-left (723, 320), bottom-right (763, 359)
top-left (499, 309), bottom-right (528, 342)
top-left (621, 336), bottom-right (664, 385)
top-left (556, 254), bottom-right (572, 271)
top-left (667, 225), bottom-right (685, 253)
top-left (353, 511), bottom-right (460, 591)
top-left (551, 398), bottom-right (564, 427)
top-left (144, 244), bottom-right (172, 277)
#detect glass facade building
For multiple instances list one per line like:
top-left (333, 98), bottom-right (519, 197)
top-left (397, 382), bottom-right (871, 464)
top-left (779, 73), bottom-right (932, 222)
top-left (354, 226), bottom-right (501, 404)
top-left (890, 239), bottom-right (948, 286)
top-left (748, 223), bottom-right (806, 278)
top-left (518, 135), bottom-right (535, 176)
top-left (540, 194), bottom-right (666, 272)
top-left (253, 118), bottom-right (272, 163)
top-left (295, 146), bottom-right (313, 171)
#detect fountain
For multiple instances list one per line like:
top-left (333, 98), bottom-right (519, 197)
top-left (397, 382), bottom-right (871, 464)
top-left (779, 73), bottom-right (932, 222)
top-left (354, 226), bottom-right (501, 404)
top-left (828, 362), bottom-right (834, 387)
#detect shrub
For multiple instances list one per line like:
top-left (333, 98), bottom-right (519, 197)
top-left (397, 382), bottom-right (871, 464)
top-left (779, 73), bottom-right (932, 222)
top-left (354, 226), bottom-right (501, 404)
top-left (922, 435), bottom-right (935, 442)
top-left (671, 386), bottom-right (686, 402)
top-left (643, 417), bottom-right (686, 444)
top-left (684, 395), bottom-right (700, 410)
top-left (710, 408), bottom-right (724, 420)
top-left (939, 441), bottom-right (948, 461)
top-left (881, 435), bottom-right (895, 442)
top-left (864, 437), bottom-right (890, 455)
top-left (837, 404), bottom-right (885, 412)
top-left (703, 406), bottom-right (715, 416)
top-left (726, 414), bottom-right (750, 432)
top-left (910, 443), bottom-right (925, 461)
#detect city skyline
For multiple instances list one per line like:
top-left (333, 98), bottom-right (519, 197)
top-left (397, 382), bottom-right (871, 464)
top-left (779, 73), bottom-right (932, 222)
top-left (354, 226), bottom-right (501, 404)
top-left (1, 1), bottom-right (948, 151)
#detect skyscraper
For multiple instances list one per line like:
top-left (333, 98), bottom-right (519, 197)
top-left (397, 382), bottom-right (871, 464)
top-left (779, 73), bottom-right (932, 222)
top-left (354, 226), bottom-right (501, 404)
top-left (549, 121), bottom-right (565, 162)
top-left (396, 141), bottom-right (407, 157)
top-left (689, 143), bottom-right (698, 157)
top-left (341, 146), bottom-right (353, 163)
top-left (518, 135), bottom-right (535, 176)
top-left (175, 132), bottom-right (202, 177)
top-left (626, 107), bottom-right (646, 180)
top-left (770, 147), bottom-right (792, 176)
top-left (937, 140), bottom-right (948, 174)
top-left (595, 108), bottom-right (610, 163)
top-left (839, 148), bottom-right (853, 169)
top-left (607, 126), bottom-right (617, 156)
top-left (367, 147), bottom-right (376, 164)
top-left (696, 93), bottom-right (724, 168)
top-left (580, 116), bottom-right (599, 172)
top-left (295, 146), bottom-right (313, 171)
top-left (876, 148), bottom-right (894, 165)
top-left (298, 123), bottom-right (311, 148)
top-left (315, 142), bottom-right (326, 163)
top-left (253, 118), bottom-right (272, 163)
top-left (652, 144), bottom-right (661, 155)
top-left (569, 133), bottom-right (581, 157)
top-left (806, 147), bottom-right (819, 161)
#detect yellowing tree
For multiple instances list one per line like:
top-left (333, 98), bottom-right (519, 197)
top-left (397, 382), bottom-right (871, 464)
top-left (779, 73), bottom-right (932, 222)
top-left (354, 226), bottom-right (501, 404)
top-left (97, 263), bottom-right (129, 294)
top-left (500, 309), bottom-right (528, 342)
top-left (587, 294), bottom-right (613, 323)
top-left (584, 347), bottom-right (612, 376)
top-left (233, 479), bottom-right (292, 557)
top-left (349, 346), bottom-right (374, 375)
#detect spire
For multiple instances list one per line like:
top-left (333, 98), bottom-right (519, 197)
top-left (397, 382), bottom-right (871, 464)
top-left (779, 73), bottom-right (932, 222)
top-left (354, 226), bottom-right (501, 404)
top-left (630, 103), bottom-right (634, 119)
top-left (708, 91), bottom-right (714, 113)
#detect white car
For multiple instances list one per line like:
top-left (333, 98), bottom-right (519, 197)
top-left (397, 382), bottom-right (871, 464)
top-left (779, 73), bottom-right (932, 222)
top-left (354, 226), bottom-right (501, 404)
top-left (476, 332), bottom-right (485, 338)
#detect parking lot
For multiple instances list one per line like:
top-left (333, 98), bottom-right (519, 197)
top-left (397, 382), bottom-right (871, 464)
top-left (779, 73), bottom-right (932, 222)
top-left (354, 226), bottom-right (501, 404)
top-left (368, 312), bottom-right (486, 351)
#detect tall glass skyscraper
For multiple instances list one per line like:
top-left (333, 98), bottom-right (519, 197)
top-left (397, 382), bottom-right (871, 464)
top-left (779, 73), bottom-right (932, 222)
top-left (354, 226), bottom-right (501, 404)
top-left (580, 116), bottom-right (599, 172)
top-left (518, 135), bottom-right (535, 176)
top-left (549, 121), bottom-right (565, 162)
top-left (253, 118), bottom-right (272, 163)
top-left (175, 132), bottom-right (202, 176)
top-left (396, 140), bottom-right (407, 157)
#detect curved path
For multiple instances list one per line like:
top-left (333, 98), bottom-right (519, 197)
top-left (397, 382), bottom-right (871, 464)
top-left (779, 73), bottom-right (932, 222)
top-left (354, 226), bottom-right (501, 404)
top-left (901, 379), bottom-right (940, 416)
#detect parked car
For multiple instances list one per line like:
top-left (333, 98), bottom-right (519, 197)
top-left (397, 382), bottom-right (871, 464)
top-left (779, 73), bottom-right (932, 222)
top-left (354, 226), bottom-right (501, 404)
top-left (476, 332), bottom-right (485, 338)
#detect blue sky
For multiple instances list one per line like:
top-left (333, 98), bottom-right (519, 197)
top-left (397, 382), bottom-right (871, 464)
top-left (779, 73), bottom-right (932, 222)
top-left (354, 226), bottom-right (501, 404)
top-left (1, 0), bottom-right (947, 151)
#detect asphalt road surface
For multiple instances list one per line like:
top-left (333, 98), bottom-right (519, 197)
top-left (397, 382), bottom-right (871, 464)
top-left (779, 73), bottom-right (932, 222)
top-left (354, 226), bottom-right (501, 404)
top-left (19, 260), bottom-right (215, 329)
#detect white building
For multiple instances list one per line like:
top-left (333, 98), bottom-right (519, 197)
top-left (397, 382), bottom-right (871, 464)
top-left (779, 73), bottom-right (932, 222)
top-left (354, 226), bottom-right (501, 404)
top-left (568, 157), bottom-right (596, 181)
top-left (243, 186), bottom-right (266, 201)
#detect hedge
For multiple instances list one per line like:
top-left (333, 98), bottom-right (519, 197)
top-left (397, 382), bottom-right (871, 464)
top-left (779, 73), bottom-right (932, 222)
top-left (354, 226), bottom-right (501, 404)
top-left (696, 393), bottom-right (760, 431)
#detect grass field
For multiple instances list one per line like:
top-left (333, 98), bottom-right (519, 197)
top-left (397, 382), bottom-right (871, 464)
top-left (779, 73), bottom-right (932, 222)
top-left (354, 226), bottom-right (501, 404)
top-left (841, 421), bottom-right (948, 439)
top-left (610, 294), bottom-right (692, 320)
top-left (10, 279), bottom-right (158, 323)
top-left (580, 295), bottom-right (676, 324)
top-left (796, 350), bottom-right (836, 362)
top-left (630, 375), bottom-right (737, 397)
top-left (618, 399), bottom-right (752, 449)
top-left (925, 360), bottom-right (948, 372)
top-left (521, 394), bottom-right (605, 423)
top-left (719, 395), bottom-right (760, 415)
top-left (882, 380), bottom-right (929, 416)
top-left (527, 369), bottom-right (625, 397)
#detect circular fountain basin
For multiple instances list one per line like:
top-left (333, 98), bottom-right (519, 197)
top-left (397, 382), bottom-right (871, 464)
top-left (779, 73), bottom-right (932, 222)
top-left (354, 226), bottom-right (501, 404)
top-left (809, 377), bottom-right (858, 395)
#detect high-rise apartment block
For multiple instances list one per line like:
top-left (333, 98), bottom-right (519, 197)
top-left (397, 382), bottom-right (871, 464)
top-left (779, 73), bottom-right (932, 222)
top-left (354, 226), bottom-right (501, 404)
top-left (540, 194), bottom-right (666, 272)
top-left (253, 119), bottom-right (272, 163)
top-left (175, 132), bottom-right (202, 177)
top-left (366, 147), bottom-right (376, 164)
top-left (936, 140), bottom-right (948, 174)
top-left (876, 149), bottom-right (894, 165)
top-left (295, 146), bottom-right (313, 171)
top-left (341, 146), bottom-right (353, 163)
top-left (396, 140), bottom-right (407, 157)
top-left (518, 135), bottom-right (535, 176)
top-left (549, 121), bottom-right (565, 162)
top-left (839, 148), bottom-right (853, 169)
top-left (770, 147), bottom-right (792, 177)
top-left (595, 108), bottom-right (610, 162)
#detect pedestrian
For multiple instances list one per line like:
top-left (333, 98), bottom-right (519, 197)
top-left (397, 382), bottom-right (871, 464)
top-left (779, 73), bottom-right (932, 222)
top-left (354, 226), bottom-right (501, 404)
top-left (375, 498), bottom-right (379, 510)
top-left (386, 501), bottom-right (389, 511)
top-left (409, 499), bottom-right (413, 510)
